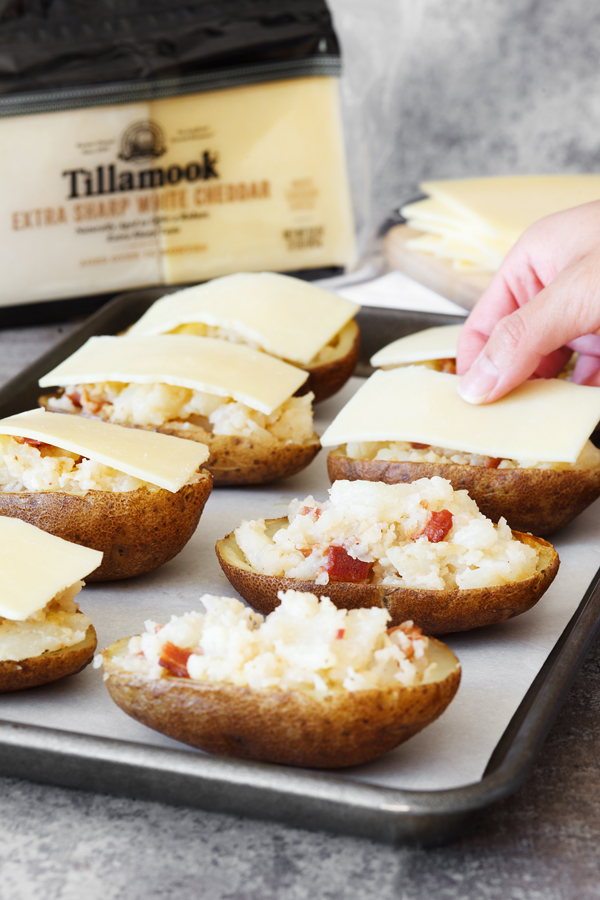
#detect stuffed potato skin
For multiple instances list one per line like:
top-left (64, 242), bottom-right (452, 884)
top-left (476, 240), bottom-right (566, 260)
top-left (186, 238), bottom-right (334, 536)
top-left (327, 449), bottom-right (600, 537)
top-left (297, 319), bottom-right (360, 404)
top-left (102, 635), bottom-right (460, 768)
top-left (0, 623), bottom-right (97, 692)
top-left (157, 424), bottom-right (321, 486)
top-left (0, 472), bottom-right (213, 581)
top-left (38, 394), bottom-right (321, 487)
top-left (216, 518), bottom-right (559, 635)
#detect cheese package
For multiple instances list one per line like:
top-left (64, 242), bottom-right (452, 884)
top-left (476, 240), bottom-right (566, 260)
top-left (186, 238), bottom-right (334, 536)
top-left (370, 325), bottom-right (463, 369)
top-left (0, 516), bottom-right (102, 621)
top-left (0, 1), bottom-right (355, 311)
top-left (0, 409), bottom-right (209, 493)
top-left (39, 335), bottom-right (309, 415)
top-left (401, 175), bottom-right (600, 272)
top-left (319, 367), bottom-right (600, 463)
top-left (127, 272), bottom-right (360, 366)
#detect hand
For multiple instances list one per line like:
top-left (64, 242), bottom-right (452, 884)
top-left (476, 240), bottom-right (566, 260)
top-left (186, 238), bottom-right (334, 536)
top-left (456, 200), bottom-right (600, 403)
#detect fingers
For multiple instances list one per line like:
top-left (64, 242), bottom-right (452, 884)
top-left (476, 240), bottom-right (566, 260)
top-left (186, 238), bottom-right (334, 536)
top-left (572, 353), bottom-right (600, 385)
top-left (458, 258), bottom-right (600, 403)
top-left (456, 270), bottom-right (521, 375)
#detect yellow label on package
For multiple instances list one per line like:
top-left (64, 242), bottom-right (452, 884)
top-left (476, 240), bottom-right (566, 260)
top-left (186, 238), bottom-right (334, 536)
top-left (0, 77), bottom-right (356, 307)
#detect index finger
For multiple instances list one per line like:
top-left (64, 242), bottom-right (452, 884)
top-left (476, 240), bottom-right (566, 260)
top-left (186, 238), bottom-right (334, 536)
top-left (456, 269), bottom-right (520, 374)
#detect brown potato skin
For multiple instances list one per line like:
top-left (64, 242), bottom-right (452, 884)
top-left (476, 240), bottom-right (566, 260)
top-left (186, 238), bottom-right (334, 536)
top-left (0, 473), bottom-right (212, 581)
top-left (216, 519), bottom-right (560, 635)
top-left (296, 320), bottom-right (360, 404)
top-left (0, 623), bottom-right (97, 693)
top-left (157, 424), bottom-right (321, 487)
top-left (38, 394), bottom-right (321, 487)
top-left (102, 637), bottom-right (460, 768)
top-left (327, 449), bottom-right (600, 537)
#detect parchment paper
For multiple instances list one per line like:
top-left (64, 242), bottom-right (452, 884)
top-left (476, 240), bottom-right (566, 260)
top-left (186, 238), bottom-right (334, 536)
top-left (2, 378), bottom-right (598, 792)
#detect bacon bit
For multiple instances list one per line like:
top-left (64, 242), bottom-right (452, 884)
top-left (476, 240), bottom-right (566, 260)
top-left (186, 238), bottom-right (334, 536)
top-left (420, 500), bottom-right (429, 509)
top-left (87, 400), bottom-right (108, 415)
top-left (410, 442), bottom-right (430, 450)
top-left (158, 642), bottom-right (192, 678)
top-left (16, 436), bottom-right (50, 448)
top-left (485, 457), bottom-right (503, 469)
top-left (299, 548), bottom-right (312, 558)
top-left (439, 358), bottom-right (457, 374)
top-left (416, 509), bottom-right (453, 543)
top-left (336, 628), bottom-right (345, 640)
top-left (325, 546), bottom-right (372, 583)
top-left (66, 391), bottom-right (82, 408)
top-left (299, 505), bottom-right (322, 520)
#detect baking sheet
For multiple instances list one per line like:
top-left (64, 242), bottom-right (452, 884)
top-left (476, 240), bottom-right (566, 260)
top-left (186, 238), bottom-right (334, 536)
top-left (1, 377), bottom-right (598, 793)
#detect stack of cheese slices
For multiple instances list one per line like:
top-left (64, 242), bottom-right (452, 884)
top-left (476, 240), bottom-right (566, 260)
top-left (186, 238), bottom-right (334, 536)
top-left (401, 174), bottom-right (600, 272)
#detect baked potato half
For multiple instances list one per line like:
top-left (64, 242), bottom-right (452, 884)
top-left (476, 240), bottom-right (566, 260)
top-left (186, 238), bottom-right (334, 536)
top-left (0, 622), bottom-right (97, 692)
top-left (39, 393), bottom-right (321, 488)
top-left (216, 517), bottom-right (559, 634)
top-left (156, 422), bottom-right (321, 487)
top-left (101, 635), bottom-right (460, 769)
top-left (0, 473), bottom-right (213, 581)
top-left (296, 319), bottom-right (360, 404)
top-left (327, 448), bottom-right (600, 537)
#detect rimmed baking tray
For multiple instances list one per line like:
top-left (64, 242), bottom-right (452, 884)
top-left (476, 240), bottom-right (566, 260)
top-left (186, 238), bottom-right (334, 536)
top-left (0, 289), bottom-right (599, 846)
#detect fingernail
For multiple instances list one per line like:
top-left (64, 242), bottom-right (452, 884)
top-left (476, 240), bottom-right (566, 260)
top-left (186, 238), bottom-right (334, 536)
top-left (458, 354), bottom-right (499, 404)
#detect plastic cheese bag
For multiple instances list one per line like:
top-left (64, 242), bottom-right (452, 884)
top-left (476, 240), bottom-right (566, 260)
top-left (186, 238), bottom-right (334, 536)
top-left (0, 0), bottom-right (355, 311)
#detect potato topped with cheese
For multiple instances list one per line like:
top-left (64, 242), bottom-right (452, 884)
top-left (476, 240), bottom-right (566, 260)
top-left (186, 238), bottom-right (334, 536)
top-left (126, 272), bottom-right (361, 403)
top-left (322, 366), bottom-right (600, 535)
top-left (0, 517), bottom-right (101, 691)
top-left (39, 335), bottom-right (321, 485)
top-left (0, 409), bottom-right (212, 581)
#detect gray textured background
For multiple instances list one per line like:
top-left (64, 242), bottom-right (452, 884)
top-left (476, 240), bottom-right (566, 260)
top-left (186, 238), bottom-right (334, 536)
top-left (5, 2), bottom-right (600, 895)
top-left (330, 0), bottom-right (600, 254)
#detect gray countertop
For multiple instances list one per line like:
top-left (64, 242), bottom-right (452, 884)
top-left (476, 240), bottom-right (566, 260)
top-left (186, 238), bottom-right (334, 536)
top-left (1, 319), bottom-right (600, 900)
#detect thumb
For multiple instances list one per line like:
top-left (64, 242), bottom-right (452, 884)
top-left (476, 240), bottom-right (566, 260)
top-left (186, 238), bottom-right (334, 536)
top-left (457, 261), bottom-right (600, 403)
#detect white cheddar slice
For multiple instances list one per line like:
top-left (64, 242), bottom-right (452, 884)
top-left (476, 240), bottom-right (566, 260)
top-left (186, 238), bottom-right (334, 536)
top-left (0, 517), bottom-right (102, 621)
top-left (319, 367), bottom-right (600, 463)
top-left (401, 197), bottom-right (474, 230)
top-left (126, 272), bottom-right (360, 366)
top-left (370, 325), bottom-right (463, 368)
top-left (420, 175), bottom-right (600, 245)
top-left (39, 335), bottom-right (308, 415)
top-left (0, 409), bottom-right (209, 493)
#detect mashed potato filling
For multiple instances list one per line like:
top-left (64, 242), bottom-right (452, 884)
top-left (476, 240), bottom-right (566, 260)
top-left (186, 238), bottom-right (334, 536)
top-left (0, 581), bottom-right (92, 662)
top-left (48, 382), bottom-right (315, 445)
top-left (343, 439), bottom-right (600, 471)
top-left (170, 321), bottom-right (344, 365)
top-left (108, 590), bottom-right (435, 691)
top-left (0, 435), bottom-right (155, 493)
top-left (234, 477), bottom-right (539, 591)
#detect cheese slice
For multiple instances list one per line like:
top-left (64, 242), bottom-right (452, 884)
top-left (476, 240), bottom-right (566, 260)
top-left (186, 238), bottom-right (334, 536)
top-left (370, 325), bottom-right (463, 368)
top-left (39, 335), bottom-right (308, 415)
top-left (0, 409), bottom-right (209, 493)
top-left (0, 517), bottom-right (102, 621)
top-left (319, 367), bottom-right (600, 463)
top-left (401, 197), bottom-right (474, 230)
top-left (126, 272), bottom-right (360, 366)
top-left (420, 175), bottom-right (600, 245)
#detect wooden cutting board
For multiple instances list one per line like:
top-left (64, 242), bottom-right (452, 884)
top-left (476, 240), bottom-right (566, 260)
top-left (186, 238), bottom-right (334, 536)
top-left (384, 224), bottom-right (495, 312)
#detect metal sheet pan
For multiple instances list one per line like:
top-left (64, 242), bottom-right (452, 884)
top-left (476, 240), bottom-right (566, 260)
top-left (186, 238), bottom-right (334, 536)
top-left (0, 288), bottom-right (598, 846)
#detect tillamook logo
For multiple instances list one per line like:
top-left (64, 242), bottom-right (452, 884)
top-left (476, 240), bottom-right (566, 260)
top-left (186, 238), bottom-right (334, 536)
top-left (62, 120), bottom-right (219, 199)
top-left (118, 120), bottom-right (167, 163)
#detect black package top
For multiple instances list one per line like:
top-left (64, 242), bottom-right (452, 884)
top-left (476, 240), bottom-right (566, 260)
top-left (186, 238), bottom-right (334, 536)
top-left (0, 0), bottom-right (340, 100)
